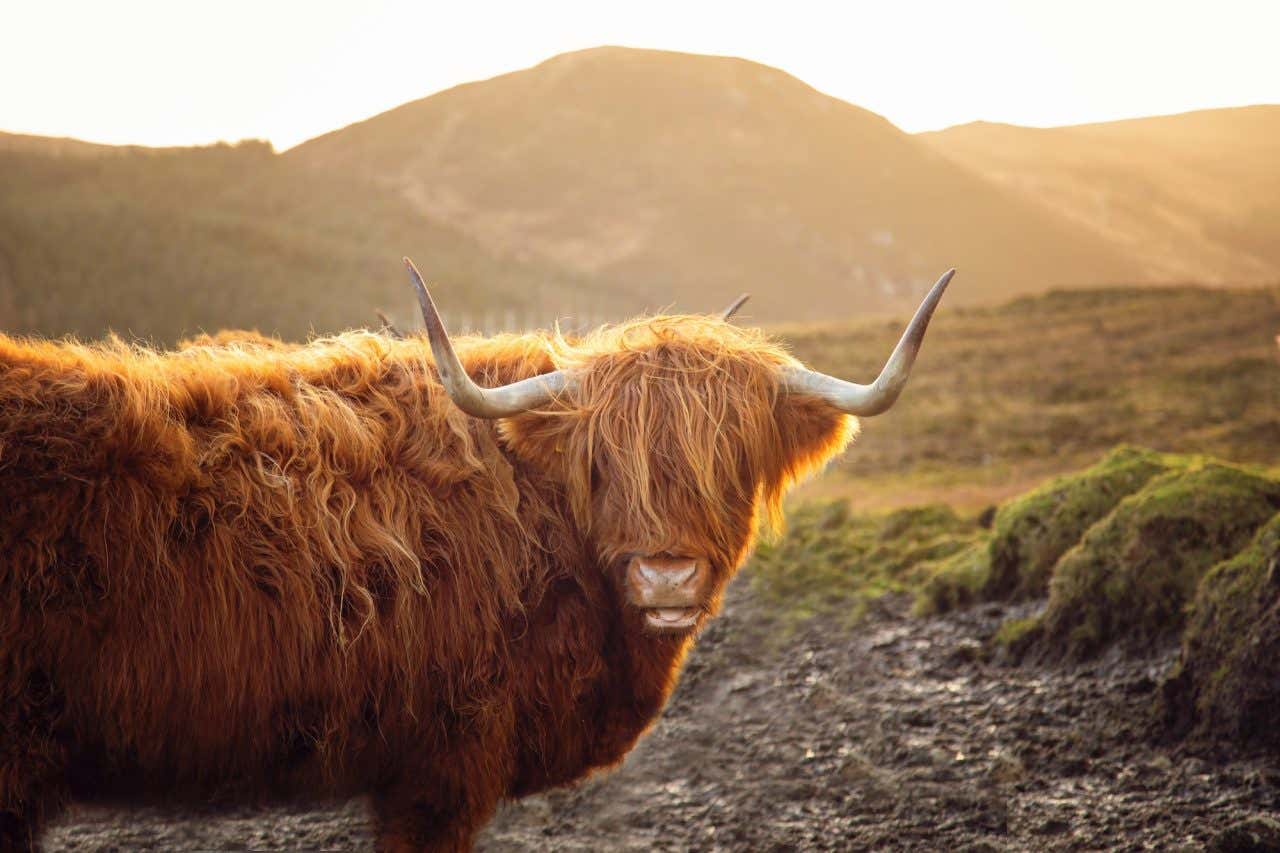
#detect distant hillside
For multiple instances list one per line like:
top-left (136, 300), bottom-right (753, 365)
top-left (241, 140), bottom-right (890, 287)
top-left (288, 46), bottom-right (1148, 321)
top-left (920, 106), bottom-right (1280, 285)
top-left (5, 50), bottom-right (1278, 341)
top-left (0, 137), bottom-right (596, 343)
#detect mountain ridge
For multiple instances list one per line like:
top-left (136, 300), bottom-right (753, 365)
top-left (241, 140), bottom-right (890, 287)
top-left (2, 47), bottom-right (1275, 341)
top-left (285, 46), bottom-right (1151, 321)
top-left (920, 104), bottom-right (1280, 284)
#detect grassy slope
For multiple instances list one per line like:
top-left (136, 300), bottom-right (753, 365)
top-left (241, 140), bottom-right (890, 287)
top-left (784, 284), bottom-right (1280, 509)
top-left (747, 280), bottom-right (1280, 751)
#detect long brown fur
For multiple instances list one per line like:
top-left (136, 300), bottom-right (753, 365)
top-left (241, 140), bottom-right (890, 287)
top-left (0, 316), bottom-right (853, 851)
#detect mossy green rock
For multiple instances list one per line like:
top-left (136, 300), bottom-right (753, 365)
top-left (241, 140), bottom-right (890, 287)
top-left (1161, 513), bottom-right (1280, 752)
top-left (1038, 463), bottom-right (1280, 660)
top-left (982, 446), bottom-right (1174, 601)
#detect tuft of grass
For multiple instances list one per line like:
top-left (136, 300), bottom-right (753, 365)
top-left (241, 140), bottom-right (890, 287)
top-left (1160, 513), bottom-right (1280, 750)
top-left (745, 500), bottom-right (984, 631)
top-left (1037, 461), bottom-right (1280, 660)
top-left (914, 539), bottom-right (991, 617)
top-left (990, 616), bottom-right (1044, 659)
top-left (754, 445), bottom-right (1280, 761)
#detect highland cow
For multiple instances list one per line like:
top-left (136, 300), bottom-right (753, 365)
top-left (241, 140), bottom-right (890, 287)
top-left (0, 260), bottom-right (953, 851)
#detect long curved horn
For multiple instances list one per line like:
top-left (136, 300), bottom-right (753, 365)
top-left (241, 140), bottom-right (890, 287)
top-left (404, 258), bottom-right (570, 418)
top-left (781, 269), bottom-right (955, 416)
top-left (719, 293), bottom-right (750, 321)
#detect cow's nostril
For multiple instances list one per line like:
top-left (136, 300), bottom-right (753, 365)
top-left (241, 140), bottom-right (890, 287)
top-left (666, 563), bottom-right (697, 585)
top-left (637, 560), bottom-right (697, 587)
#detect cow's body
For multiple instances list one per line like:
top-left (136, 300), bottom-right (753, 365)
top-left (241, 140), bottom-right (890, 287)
top-left (0, 322), bottom-right (854, 851)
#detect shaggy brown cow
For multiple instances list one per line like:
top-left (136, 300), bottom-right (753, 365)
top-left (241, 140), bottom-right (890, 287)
top-left (0, 260), bottom-right (952, 851)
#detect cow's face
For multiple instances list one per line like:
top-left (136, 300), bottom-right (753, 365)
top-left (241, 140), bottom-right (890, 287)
top-left (501, 318), bottom-right (856, 635)
top-left (404, 259), bottom-right (951, 637)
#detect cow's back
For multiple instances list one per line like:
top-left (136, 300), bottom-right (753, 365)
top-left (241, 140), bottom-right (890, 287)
top-left (0, 333), bottom-right (557, 802)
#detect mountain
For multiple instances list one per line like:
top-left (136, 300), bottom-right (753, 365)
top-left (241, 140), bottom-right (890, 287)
top-left (919, 106), bottom-right (1280, 285)
top-left (4, 49), bottom-right (1276, 342)
top-left (287, 46), bottom-right (1148, 321)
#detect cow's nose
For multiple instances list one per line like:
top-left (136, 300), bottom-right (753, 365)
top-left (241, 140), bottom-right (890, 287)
top-left (626, 555), bottom-right (707, 609)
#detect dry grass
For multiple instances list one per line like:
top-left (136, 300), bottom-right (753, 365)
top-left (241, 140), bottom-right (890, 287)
top-left (784, 283), bottom-right (1280, 503)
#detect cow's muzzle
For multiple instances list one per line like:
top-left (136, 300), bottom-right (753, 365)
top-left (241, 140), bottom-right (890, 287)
top-left (624, 555), bottom-right (709, 634)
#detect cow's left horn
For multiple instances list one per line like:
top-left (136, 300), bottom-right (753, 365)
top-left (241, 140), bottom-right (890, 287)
top-left (376, 309), bottom-right (404, 339)
top-left (404, 258), bottom-right (570, 418)
top-left (719, 293), bottom-right (750, 321)
top-left (780, 269), bottom-right (954, 416)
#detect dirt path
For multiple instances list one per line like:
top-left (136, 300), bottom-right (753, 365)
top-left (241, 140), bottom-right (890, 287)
top-left (45, 584), bottom-right (1280, 851)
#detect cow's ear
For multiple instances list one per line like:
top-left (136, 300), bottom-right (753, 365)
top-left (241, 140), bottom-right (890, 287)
top-left (765, 395), bottom-right (858, 496)
top-left (497, 411), bottom-right (578, 476)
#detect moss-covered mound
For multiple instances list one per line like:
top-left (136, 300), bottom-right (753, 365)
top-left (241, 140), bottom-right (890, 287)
top-left (1037, 463), bottom-right (1280, 660)
top-left (746, 501), bottom-right (983, 629)
top-left (916, 446), bottom-right (1174, 616)
top-left (981, 446), bottom-right (1175, 601)
top-left (1160, 513), bottom-right (1280, 751)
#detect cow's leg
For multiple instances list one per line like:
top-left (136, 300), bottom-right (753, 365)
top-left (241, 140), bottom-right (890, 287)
top-left (372, 782), bottom-right (500, 853)
top-left (0, 670), bottom-right (69, 853)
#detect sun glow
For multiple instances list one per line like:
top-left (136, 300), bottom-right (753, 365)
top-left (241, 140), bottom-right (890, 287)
top-left (5, 0), bottom-right (1278, 150)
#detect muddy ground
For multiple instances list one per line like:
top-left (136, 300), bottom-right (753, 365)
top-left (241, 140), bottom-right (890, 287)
top-left (46, 582), bottom-right (1280, 852)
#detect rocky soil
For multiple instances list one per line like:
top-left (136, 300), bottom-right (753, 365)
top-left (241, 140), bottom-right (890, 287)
top-left (45, 584), bottom-right (1280, 852)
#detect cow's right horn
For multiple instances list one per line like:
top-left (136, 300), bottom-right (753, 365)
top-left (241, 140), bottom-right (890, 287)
top-left (780, 269), bottom-right (954, 416)
top-left (404, 258), bottom-right (571, 418)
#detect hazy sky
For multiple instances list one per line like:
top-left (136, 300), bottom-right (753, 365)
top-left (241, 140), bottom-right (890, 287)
top-left (4, 0), bottom-right (1278, 150)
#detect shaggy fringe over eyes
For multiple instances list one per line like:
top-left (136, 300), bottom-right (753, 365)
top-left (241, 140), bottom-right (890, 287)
top-left (500, 315), bottom-right (857, 566)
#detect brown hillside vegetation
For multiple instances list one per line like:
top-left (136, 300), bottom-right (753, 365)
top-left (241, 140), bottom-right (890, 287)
top-left (787, 284), bottom-right (1280, 509)
top-left (920, 106), bottom-right (1280, 285)
top-left (288, 46), bottom-right (1148, 320)
top-left (0, 137), bottom-right (599, 343)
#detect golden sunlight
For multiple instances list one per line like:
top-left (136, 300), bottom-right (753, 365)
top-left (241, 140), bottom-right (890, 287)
top-left (5, 0), bottom-right (1278, 149)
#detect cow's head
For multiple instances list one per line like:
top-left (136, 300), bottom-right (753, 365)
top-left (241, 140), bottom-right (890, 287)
top-left (404, 259), bottom-right (952, 636)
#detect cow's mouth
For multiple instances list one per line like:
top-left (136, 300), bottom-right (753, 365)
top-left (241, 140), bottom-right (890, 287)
top-left (643, 606), bottom-right (701, 632)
